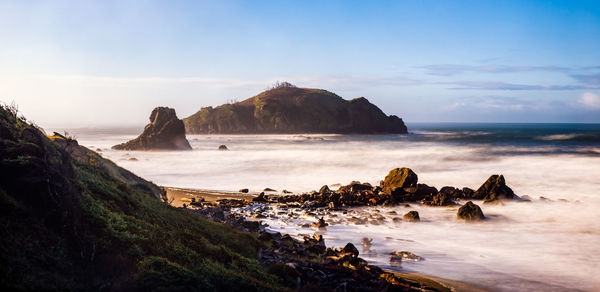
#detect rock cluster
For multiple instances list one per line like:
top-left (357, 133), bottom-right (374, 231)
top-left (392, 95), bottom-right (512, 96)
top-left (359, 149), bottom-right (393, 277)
top-left (189, 204), bottom-right (444, 291)
top-left (246, 168), bottom-right (518, 209)
top-left (112, 107), bottom-right (191, 150)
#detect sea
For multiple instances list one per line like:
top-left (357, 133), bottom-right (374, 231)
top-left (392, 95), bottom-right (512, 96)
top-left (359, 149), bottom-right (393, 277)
top-left (65, 123), bottom-right (600, 291)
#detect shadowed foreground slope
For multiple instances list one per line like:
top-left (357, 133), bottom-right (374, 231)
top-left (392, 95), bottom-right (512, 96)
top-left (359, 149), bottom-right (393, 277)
top-left (0, 105), bottom-right (285, 291)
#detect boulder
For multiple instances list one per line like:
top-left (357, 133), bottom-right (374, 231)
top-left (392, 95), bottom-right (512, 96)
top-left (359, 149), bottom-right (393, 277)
top-left (403, 211), bottom-right (420, 222)
top-left (112, 107), bottom-right (191, 150)
top-left (218, 145), bottom-right (228, 150)
top-left (252, 192), bottom-right (268, 202)
top-left (381, 168), bottom-right (418, 195)
top-left (439, 186), bottom-right (464, 200)
top-left (312, 217), bottom-right (328, 229)
top-left (239, 188), bottom-right (249, 193)
top-left (389, 251), bottom-right (424, 262)
top-left (340, 243), bottom-right (359, 257)
top-left (457, 201), bottom-right (485, 221)
top-left (473, 175), bottom-right (516, 202)
top-left (462, 187), bottom-right (475, 199)
top-left (319, 185), bottom-right (331, 194)
top-left (427, 192), bottom-right (455, 206)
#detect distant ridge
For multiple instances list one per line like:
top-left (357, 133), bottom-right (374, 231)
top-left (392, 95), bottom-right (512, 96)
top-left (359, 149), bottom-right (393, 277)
top-left (183, 82), bottom-right (408, 134)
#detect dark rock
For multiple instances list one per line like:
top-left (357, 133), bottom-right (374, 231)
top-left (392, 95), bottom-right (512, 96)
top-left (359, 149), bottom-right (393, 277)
top-left (252, 192), bottom-right (268, 202)
top-left (403, 183), bottom-right (438, 202)
top-left (340, 243), bottom-right (359, 257)
top-left (218, 145), bottom-right (228, 150)
top-left (381, 168), bottom-right (418, 195)
top-left (361, 238), bottom-right (373, 252)
top-left (311, 217), bottom-right (328, 229)
top-left (439, 186), bottom-right (464, 200)
top-left (403, 211), bottom-right (420, 222)
top-left (239, 188), bottom-right (249, 193)
top-left (183, 84), bottom-right (408, 134)
top-left (112, 107), bottom-right (191, 150)
top-left (263, 187), bottom-right (276, 192)
top-left (462, 187), bottom-right (475, 199)
top-left (457, 201), bottom-right (485, 221)
top-left (389, 251), bottom-right (424, 262)
top-left (473, 175), bottom-right (516, 202)
top-left (427, 192), bottom-right (455, 206)
top-left (319, 185), bottom-right (331, 194)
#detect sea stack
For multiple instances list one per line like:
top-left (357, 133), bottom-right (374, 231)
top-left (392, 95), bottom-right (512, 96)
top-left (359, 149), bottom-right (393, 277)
top-left (112, 107), bottom-right (192, 150)
top-left (183, 82), bottom-right (408, 134)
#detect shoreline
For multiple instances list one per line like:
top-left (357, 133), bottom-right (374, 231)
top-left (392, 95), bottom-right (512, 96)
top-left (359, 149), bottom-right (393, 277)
top-left (165, 186), bottom-right (493, 292)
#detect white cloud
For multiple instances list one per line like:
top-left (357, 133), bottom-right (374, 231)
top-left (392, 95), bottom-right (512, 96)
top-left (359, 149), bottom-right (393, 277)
top-left (578, 92), bottom-right (600, 109)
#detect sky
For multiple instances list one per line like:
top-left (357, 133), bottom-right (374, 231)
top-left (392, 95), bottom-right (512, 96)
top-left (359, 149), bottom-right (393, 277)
top-left (1, 0), bottom-right (600, 127)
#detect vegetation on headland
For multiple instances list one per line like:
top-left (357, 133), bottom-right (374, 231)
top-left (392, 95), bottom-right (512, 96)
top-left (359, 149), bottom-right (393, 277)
top-left (0, 104), bottom-right (288, 291)
top-left (183, 82), bottom-right (408, 134)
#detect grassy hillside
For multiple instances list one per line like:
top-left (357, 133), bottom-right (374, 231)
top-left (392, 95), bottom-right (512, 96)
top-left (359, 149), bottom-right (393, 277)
top-left (0, 104), bottom-right (287, 291)
top-left (183, 82), bottom-right (407, 134)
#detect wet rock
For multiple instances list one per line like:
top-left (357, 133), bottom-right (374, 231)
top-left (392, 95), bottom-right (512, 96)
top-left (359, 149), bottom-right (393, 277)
top-left (340, 243), bottom-right (359, 257)
top-left (426, 192), bottom-right (455, 206)
top-left (381, 167), bottom-right (418, 195)
top-left (457, 201), bottom-right (485, 221)
top-left (439, 186), bottom-right (464, 200)
top-left (218, 145), bottom-right (228, 150)
top-left (462, 187), bottom-right (475, 199)
top-left (389, 254), bottom-right (403, 267)
top-left (473, 175), bottom-right (516, 202)
top-left (319, 185), bottom-right (331, 194)
top-left (112, 107), bottom-right (192, 150)
top-left (361, 238), bottom-right (373, 252)
top-left (403, 211), bottom-right (420, 222)
top-left (252, 192), bottom-right (268, 202)
top-left (239, 188), bottom-right (249, 193)
top-left (312, 217), bottom-right (328, 229)
top-left (338, 182), bottom-right (372, 194)
top-left (390, 251), bottom-right (424, 262)
top-left (403, 183), bottom-right (438, 201)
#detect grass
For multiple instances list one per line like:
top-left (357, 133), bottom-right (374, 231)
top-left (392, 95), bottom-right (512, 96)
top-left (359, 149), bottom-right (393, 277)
top-left (0, 104), bottom-right (292, 291)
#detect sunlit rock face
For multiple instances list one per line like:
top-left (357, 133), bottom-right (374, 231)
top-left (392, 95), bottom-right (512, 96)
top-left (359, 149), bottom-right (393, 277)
top-left (113, 107), bottom-right (191, 151)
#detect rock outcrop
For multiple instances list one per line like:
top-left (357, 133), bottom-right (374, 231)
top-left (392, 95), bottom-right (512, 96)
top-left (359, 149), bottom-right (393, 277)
top-left (113, 107), bottom-right (191, 150)
top-left (457, 201), bottom-right (485, 221)
top-left (380, 167), bottom-right (418, 195)
top-left (183, 82), bottom-right (408, 134)
top-left (473, 175), bottom-right (516, 202)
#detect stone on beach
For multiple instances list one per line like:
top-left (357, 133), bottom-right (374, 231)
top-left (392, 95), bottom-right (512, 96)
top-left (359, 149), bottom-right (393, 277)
top-left (381, 167), bottom-right (418, 195)
top-left (403, 211), bottom-right (420, 222)
top-left (473, 174), bottom-right (516, 202)
top-left (457, 201), bottom-right (485, 221)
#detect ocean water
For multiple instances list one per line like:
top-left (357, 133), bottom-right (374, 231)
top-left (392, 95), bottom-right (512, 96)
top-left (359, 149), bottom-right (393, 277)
top-left (68, 123), bottom-right (600, 291)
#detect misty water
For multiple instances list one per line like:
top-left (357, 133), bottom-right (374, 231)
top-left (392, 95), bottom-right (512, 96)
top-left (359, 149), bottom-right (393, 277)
top-left (70, 124), bottom-right (600, 291)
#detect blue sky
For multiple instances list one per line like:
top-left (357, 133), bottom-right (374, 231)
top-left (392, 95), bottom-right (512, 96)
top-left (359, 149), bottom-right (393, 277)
top-left (1, 0), bottom-right (600, 127)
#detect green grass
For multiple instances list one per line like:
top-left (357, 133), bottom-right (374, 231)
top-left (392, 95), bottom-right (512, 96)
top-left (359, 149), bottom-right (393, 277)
top-left (0, 104), bottom-right (292, 291)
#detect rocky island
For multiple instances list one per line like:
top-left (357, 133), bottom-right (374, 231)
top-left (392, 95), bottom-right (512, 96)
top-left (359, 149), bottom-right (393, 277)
top-left (183, 82), bottom-right (408, 134)
top-left (113, 106), bottom-right (191, 150)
